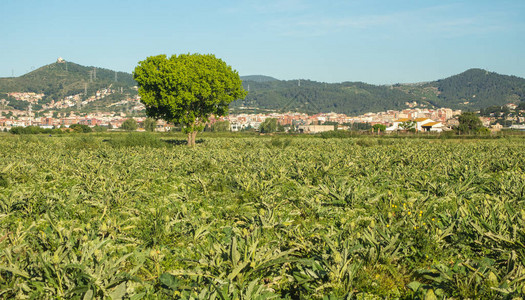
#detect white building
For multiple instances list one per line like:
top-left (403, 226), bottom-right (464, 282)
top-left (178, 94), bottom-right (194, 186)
top-left (386, 118), bottom-right (443, 132)
top-left (421, 122), bottom-right (445, 132)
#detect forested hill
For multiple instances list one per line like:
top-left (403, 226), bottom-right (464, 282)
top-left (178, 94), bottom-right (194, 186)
top-left (235, 69), bottom-right (525, 115)
top-left (429, 68), bottom-right (525, 109)
top-left (234, 79), bottom-right (410, 115)
top-left (2, 61), bottom-right (524, 115)
top-left (0, 61), bottom-right (136, 110)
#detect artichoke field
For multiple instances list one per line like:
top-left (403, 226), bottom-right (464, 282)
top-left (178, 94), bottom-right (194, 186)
top-left (1, 134), bottom-right (524, 299)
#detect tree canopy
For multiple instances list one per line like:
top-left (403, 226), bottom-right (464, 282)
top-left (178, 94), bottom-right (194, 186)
top-left (121, 118), bottom-right (138, 131)
top-left (457, 111), bottom-right (483, 134)
top-left (259, 118), bottom-right (278, 133)
top-left (210, 120), bottom-right (230, 132)
top-left (143, 117), bottom-right (157, 132)
top-left (133, 54), bottom-right (247, 146)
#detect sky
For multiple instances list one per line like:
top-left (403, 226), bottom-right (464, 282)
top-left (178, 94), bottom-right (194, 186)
top-left (1, 0), bottom-right (524, 84)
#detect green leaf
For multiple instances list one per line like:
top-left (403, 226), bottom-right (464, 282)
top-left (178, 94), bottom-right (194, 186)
top-left (0, 266), bottom-right (30, 279)
top-left (159, 272), bottom-right (179, 290)
top-left (83, 289), bottom-right (94, 300)
top-left (108, 282), bottom-right (126, 300)
top-left (407, 281), bottom-right (422, 292)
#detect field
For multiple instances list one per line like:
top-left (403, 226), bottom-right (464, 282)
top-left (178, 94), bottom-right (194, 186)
top-left (1, 133), bottom-right (525, 299)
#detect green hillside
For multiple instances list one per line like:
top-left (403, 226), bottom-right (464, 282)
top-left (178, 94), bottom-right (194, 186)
top-left (234, 69), bottom-right (525, 115)
top-left (2, 62), bottom-right (524, 115)
top-left (233, 79), bottom-right (417, 115)
top-left (430, 68), bottom-right (525, 109)
top-left (0, 61), bottom-right (136, 110)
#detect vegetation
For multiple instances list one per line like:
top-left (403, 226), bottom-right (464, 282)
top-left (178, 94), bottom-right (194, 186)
top-left (233, 79), bottom-right (411, 115)
top-left (3, 63), bottom-right (524, 116)
top-left (433, 69), bottom-right (525, 109)
top-left (1, 134), bottom-right (525, 298)
top-left (233, 69), bottom-right (525, 115)
top-left (9, 125), bottom-right (61, 135)
top-left (372, 124), bottom-right (386, 132)
top-left (400, 120), bottom-right (416, 131)
top-left (143, 117), bottom-right (157, 132)
top-left (70, 124), bottom-right (93, 133)
top-left (121, 118), bottom-right (138, 131)
top-left (210, 120), bottom-right (230, 132)
top-left (457, 111), bottom-right (484, 134)
top-left (0, 61), bottom-right (137, 110)
top-left (133, 54), bottom-right (247, 147)
top-left (259, 118), bottom-right (279, 133)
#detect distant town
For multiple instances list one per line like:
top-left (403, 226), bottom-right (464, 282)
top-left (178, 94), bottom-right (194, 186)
top-left (1, 90), bottom-right (524, 133)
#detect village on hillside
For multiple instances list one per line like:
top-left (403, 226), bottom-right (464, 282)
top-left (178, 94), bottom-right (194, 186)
top-left (1, 91), bottom-right (524, 133)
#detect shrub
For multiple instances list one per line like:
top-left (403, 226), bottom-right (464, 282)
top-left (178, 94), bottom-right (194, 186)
top-left (143, 117), bottom-right (157, 132)
top-left (121, 118), bottom-right (138, 131)
top-left (70, 124), bottom-right (92, 133)
top-left (93, 125), bottom-right (108, 132)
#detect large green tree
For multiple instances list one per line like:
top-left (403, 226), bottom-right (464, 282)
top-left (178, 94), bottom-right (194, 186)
top-left (133, 54), bottom-right (247, 146)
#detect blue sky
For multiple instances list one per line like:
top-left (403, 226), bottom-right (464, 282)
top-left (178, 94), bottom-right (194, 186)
top-left (1, 0), bottom-right (524, 84)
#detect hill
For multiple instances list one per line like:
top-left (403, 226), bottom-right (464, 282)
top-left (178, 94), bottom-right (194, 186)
top-left (232, 79), bottom-right (410, 115)
top-left (430, 68), bottom-right (525, 109)
top-left (2, 61), bottom-right (525, 115)
top-left (0, 61), bottom-right (136, 110)
top-left (240, 75), bottom-right (279, 82)
top-left (233, 69), bottom-right (525, 115)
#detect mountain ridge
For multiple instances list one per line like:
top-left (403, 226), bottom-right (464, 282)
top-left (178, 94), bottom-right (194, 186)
top-left (2, 61), bottom-right (524, 114)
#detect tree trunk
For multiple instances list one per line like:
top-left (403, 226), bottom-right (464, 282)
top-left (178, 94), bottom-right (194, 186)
top-left (192, 131), bottom-right (198, 146)
top-left (187, 132), bottom-right (193, 147)
top-left (187, 131), bottom-right (198, 147)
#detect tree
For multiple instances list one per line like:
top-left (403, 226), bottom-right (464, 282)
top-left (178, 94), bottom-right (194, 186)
top-left (399, 120), bottom-right (416, 131)
top-left (210, 120), bottom-right (230, 132)
top-left (259, 118), bottom-right (278, 133)
top-left (93, 125), bottom-right (107, 132)
top-left (69, 124), bottom-right (92, 133)
top-left (143, 117), bottom-right (157, 132)
top-left (133, 54), bottom-right (247, 146)
top-left (372, 124), bottom-right (386, 132)
top-left (457, 112), bottom-right (483, 134)
top-left (121, 118), bottom-right (138, 131)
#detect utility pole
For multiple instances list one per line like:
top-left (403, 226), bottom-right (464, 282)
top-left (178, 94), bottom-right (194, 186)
top-left (28, 103), bottom-right (33, 125)
top-left (93, 67), bottom-right (96, 80)
top-left (114, 71), bottom-right (117, 82)
top-left (77, 98), bottom-right (81, 112)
